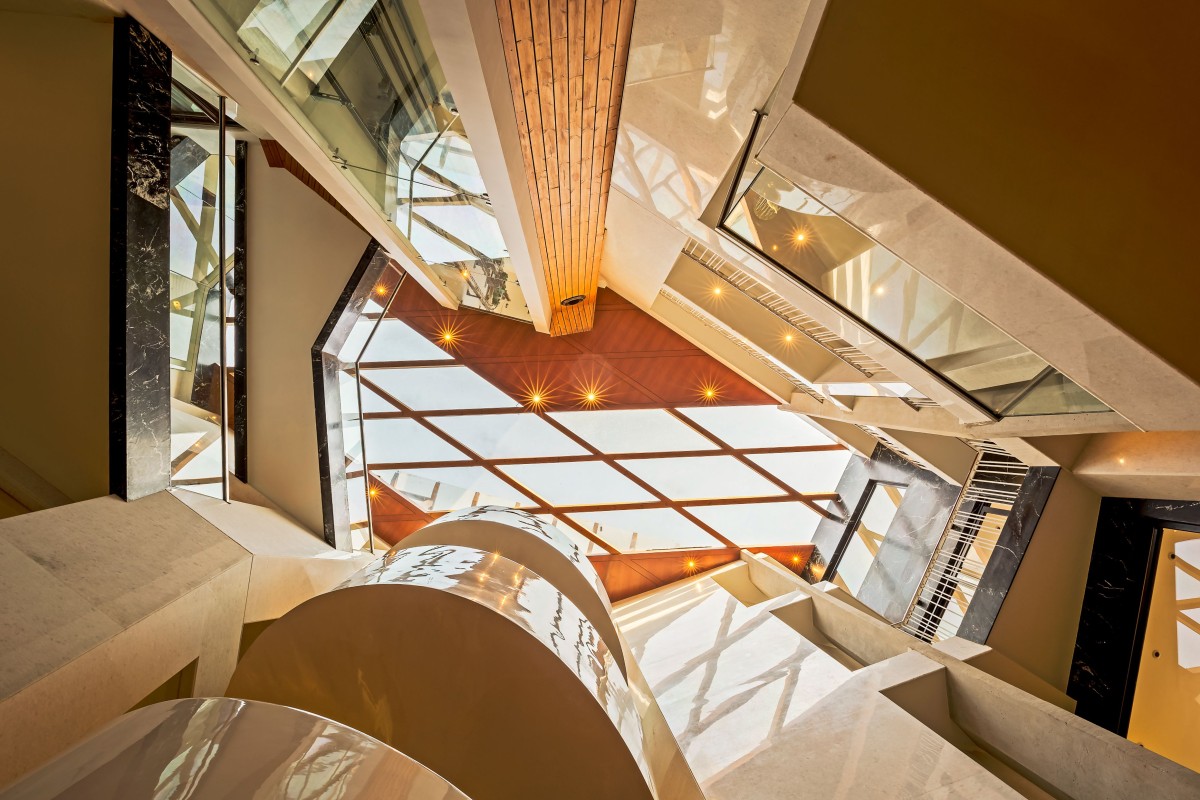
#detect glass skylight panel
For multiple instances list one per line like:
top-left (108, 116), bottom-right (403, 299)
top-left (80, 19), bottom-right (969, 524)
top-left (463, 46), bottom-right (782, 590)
top-left (685, 501), bottom-right (822, 546)
top-left (405, 218), bottom-right (478, 265)
top-left (749, 450), bottom-right (854, 494)
top-left (617, 456), bottom-right (785, 501)
top-left (498, 462), bottom-right (656, 507)
top-left (569, 508), bottom-right (722, 552)
top-left (415, 205), bottom-right (508, 259)
top-left (363, 366), bottom-right (518, 411)
top-left (361, 318), bottom-right (453, 362)
top-left (358, 382), bottom-right (396, 414)
top-left (420, 134), bottom-right (488, 195)
top-left (362, 418), bottom-right (468, 464)
top-left (375, 466), bottom-right (533, 512)
top-left (549, 409), bottom-right (719, 454)
top-left (678, 405), bottom-right (833, 449)
top-left (427, 414), bottom-right (588, 459)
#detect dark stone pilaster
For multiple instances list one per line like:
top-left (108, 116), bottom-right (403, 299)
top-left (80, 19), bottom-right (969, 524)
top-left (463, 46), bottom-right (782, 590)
top-left (957, 466), bottom-right (1060, 643)
top-left (1068, 498), bottom-right (1200, 734)
top-left (109, 17), bottom-right (172, 500)
top-left (312, 241), bottom-right (394, 548)
top-left (233, 140), bottom-right (248, 483)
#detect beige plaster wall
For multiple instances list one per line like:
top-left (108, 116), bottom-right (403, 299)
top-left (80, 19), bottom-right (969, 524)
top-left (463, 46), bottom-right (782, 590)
top-left (0, 10), bottom-right (112, 502)
top-left (244, 142), bottom-right (370, 535)
top-left (985, 470), bottom-right (1101, 691)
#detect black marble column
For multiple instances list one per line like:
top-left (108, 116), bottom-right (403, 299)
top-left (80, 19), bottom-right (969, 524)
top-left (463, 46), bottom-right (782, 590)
top-left (957, 466), bottom-right (1060, 642)
top-left (814, 445), bottom-right (962, 622)
top-left (312, 241), bottom-right (397, 548)
top-left (233, 140), bottom-right (248, 482)
top-left (1069, 498), bottom-right (1200, 734)
top-left (109, 17), bottom-right (172, 501)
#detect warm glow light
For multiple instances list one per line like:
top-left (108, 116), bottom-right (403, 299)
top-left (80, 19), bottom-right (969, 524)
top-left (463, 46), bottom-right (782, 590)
top-left (791, 555), bottom-right (801, 565)
top-left (683, 558), bottom-right (700, 575)
top-left (461, 269), bottom-right (470, 278)
top-left (375, 284), bottom-right (389, 296)
top-left (783, 332), bottom-right (795, 344)
top-left (698, 381), bottom-right (721, 403)
top-left (575, 379), bottom-right (607, 408)
top-left (873, 286), bottom-right (886, 296)
top-left (368, 486), bottom-right (380, 500)
top-left (794, 232), bottom-right (806, 243)
top-left (711, 286), bottom-right (723, 296)
top-left (520, 377), bottom-right (554, 410)
top-left (434, 320), bottom-right (465, 349)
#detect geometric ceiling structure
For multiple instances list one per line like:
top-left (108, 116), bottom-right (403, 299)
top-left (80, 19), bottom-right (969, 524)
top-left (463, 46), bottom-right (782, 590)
top-left (354, 280), bottom-right (854, 579)
top-left (494, 0), bottom-right (636, 335)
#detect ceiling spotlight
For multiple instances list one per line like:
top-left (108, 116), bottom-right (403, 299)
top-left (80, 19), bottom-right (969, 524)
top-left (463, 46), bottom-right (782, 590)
top-left (374, 284), bottom-right (389, 296)
top-left (793, 231), bottom-right (807, 244)
top-left (711, 286), bottom-right (723, 297)
top-left (791, 555), bottom-right (801, 565)
top-left (561, 294), bottom-right (586, 307)
top-left (784, 333), bottom-right (795, 343)
top-left (460, 269), bottom-right (470, 278)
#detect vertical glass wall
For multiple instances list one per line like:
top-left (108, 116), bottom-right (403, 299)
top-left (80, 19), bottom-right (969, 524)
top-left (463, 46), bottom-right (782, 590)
top-left (168, 63), bottom-right (242, 498)
top-left (721, 165), bottom-right (1110, 417)
top-left (192, 0), bottom-right (531, 321)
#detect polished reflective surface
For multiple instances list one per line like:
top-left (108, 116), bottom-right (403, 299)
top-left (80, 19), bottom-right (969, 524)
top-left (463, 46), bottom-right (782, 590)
top-left (0, 698), bottom-right (469, 799)
top-left (228, 544), bottom-right (659, 800)
top-left (722, 166), bottom-right (1110, 416)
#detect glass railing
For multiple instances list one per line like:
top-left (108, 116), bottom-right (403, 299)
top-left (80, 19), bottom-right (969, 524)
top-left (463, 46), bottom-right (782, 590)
top-left (721, 165), bottom-right (1109, 416)
top-left (194, 0), bottom-right (531, 322)
top-left (168, 62), bottom-right (239, 497)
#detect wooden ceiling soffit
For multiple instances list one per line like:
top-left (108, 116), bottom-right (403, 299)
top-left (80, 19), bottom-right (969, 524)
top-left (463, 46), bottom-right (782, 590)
top-left (495, 0), bottom-right (635, 336)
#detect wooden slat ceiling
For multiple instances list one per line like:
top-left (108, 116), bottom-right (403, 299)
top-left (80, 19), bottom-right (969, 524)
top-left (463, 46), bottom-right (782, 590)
top-left (495, 0), bottom-right (636, 336)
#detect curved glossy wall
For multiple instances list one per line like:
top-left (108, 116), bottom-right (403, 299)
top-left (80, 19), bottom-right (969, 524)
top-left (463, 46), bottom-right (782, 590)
top-left (0, 697), bottom-right (469, 799)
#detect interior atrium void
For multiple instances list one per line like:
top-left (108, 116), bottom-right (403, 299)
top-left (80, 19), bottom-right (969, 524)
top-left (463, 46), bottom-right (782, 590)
top-left (2, 0), bottom-right (1200, 798)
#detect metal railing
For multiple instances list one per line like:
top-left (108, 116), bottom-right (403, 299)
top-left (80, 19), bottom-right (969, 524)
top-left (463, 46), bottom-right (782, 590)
top-left (681, 239), bottom-right (887, 376)
top-left (897, 441), bottom-right (1029, 642)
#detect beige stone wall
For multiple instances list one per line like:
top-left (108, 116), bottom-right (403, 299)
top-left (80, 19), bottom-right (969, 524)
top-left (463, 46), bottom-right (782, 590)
top-left (0, 10), bottom-right (113, 502)
top-left (244, 143), bottom-right (370, 535)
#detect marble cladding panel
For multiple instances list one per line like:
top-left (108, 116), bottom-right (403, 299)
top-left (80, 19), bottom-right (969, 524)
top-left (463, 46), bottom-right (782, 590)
top-left (1067, 498), bottom-right (1157, 734)
top-left (233, 140), bottom-right (248, 481)
top-left (1069, 498), bottom-right (1200, 733)
top-left (958, 467), bottom-right (1060, 643)
top-left (815, 445), bottom-right (960, 622)
top-left (109, 17), bottom-right (172, 501)
top-left (310, 241), bottom-right (391, 548)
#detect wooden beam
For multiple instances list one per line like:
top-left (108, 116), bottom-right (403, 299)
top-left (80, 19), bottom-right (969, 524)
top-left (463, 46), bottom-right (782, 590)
top-left (495, 0), bottom-right (635, 334)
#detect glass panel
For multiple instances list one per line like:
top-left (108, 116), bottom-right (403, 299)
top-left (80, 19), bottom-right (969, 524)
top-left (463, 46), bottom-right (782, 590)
top-left (617, 456), bottom-right (786, 501)
top-left (362, 366), bottom-right (518, 410)
top-left (196, 0), bottom-right (533, 323)
top-left (426, 414), bottom-right (588, 459)
top-left (835, 484), bottom-right (907, 596)
top-left (360, 318), bottom-right (453, 362)
top-left (549, 409), bottom-right (720, 454)
top-left (169, 70), bottom-right (237, 496)
top-left (748, 450), bottom-right (854, 494)
top-left (498, 462), bottom-right (657, 506)
top-left (362, 418), bottom-right (468, 463)
top-left (569, 509), bottom-right (723, 552)
top-left (371, 466), bottom-right (533, 512)
top-left (685, 502), bottom-right (822, 546)
top-left (722, 165), bottom-right (1110, 416)
top-left (677, 405), bottom-right (832, 448)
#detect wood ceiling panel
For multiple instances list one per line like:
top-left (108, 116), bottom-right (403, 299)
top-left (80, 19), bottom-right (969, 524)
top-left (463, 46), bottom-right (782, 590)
top-left (496, 0), bottom-right (636, 335)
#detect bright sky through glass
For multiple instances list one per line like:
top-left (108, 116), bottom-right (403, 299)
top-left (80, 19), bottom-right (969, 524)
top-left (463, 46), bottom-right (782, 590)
top-left (356, 344), bottom-right (854, 553)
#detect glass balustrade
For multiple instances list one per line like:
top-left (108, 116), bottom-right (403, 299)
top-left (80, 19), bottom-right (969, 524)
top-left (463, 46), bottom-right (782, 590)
top-left (168, 62), bottom-right (240, 497)
top-left (193, 0), bottom-right (531, 321)
top-left (721, 165), bottom-right (1110, 416)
